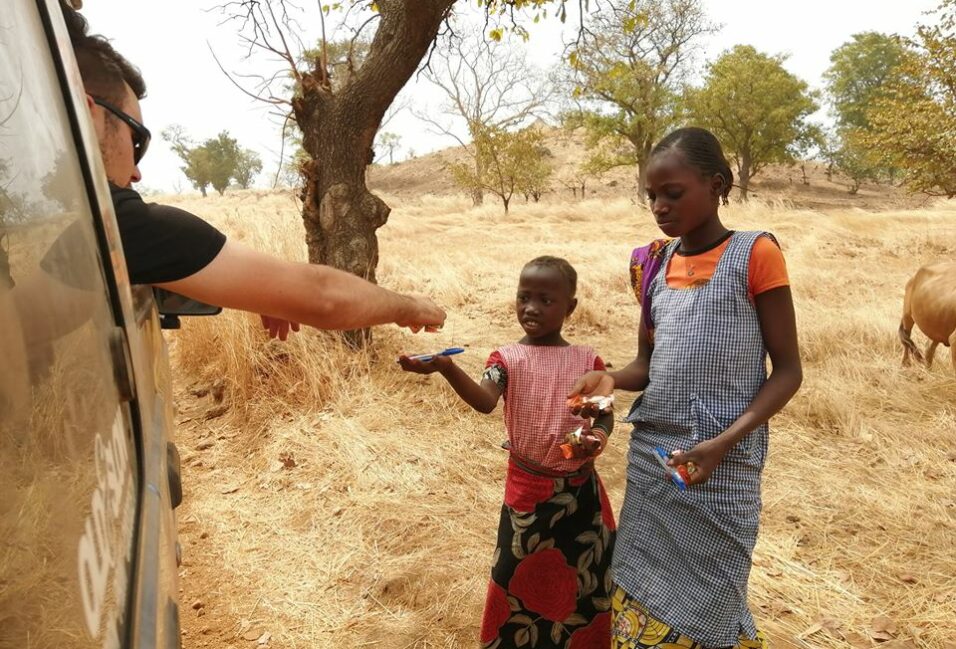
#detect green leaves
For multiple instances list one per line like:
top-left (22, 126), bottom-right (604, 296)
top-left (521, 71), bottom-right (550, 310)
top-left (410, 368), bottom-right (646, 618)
top-left (161, 127), bottom-right (261, 196)
top-left (862, 0), bottom-right (956, 197)
top-left (565, 0), bottom-right (714, 195)
top-left (824, 32), bottom-right (906, 132)
top-left (686, 45), bottom-right (819, 197)
top-left (449, 125), bottom-right (553, 213)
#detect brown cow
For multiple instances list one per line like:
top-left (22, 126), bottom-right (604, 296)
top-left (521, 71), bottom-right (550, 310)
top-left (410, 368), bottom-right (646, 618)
top-left (899, 261), bottom-right (956, 374)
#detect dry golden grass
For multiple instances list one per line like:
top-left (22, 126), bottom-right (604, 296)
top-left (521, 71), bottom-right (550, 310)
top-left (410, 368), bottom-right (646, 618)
top-left (164, 189), bottom-right (956, 649)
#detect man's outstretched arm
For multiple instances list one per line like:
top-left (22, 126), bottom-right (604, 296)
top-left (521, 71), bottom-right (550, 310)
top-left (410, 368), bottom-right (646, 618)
top-left (155, 240), bottom-right (445, 332)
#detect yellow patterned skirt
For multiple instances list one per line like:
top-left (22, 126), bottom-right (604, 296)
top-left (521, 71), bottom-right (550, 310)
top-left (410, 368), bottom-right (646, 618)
top-left (611, 586), bottom-right (767, 649)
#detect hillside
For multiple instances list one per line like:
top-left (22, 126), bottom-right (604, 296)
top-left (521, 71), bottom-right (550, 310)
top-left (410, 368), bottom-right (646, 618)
top-left (367, 126), bottom-right (927, 212)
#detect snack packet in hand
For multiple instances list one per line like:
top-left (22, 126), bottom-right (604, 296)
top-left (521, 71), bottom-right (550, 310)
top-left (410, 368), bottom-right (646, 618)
top-left (567, 394), bottom-right (614, 415)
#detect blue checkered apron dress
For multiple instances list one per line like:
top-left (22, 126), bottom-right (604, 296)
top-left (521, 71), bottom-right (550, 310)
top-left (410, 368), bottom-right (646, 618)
top-left (613, 231), bottom-right (770, 647)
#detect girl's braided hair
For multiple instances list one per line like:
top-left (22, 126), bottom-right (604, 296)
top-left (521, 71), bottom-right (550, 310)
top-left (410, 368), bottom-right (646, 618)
top-left (651, 127), bottom-right (734, 202)
top-left (523, 256), bottom-right (577, 298)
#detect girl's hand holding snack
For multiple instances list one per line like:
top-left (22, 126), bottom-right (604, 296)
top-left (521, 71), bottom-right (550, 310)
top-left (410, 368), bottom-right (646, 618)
top-left (667, 438), bottom-right (726, 486)
top-left (568, 371), bottom-right (615, 417)
top-left (560, 426), bottom-right (608, 459)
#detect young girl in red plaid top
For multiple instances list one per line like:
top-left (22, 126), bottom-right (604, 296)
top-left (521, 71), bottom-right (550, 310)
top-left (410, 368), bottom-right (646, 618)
top-left (401, 256), bottom-right (616, 649)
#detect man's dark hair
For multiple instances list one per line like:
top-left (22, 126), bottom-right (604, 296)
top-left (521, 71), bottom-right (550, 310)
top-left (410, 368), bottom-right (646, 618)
top-left (523, 256), bottom-right (578, 298)
top-left (651, 127), bottom-right (734, 202)
top-left (60, 1), bottom-right (146, 104)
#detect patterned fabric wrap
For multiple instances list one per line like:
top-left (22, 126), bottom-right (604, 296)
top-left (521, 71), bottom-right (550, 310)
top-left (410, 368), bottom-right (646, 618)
top-left (610, 585), bottom-right (767, 649)
top-left (615, 231), bottom-right (771, 647)
top-left (497, 344), bottom-right (601, 474)
top-left (480, 460), bottom-right (617, 649)
top-left (629, 239), bottom-right (672, 335)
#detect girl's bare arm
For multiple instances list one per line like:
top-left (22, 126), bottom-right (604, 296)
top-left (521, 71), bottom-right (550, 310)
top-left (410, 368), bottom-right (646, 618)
top-left (399, 355), bottom-right (502, 414)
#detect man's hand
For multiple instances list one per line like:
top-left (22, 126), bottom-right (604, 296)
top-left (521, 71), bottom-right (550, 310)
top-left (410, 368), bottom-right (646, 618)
top-left (397, 295), bottom-right (446, 332)
top-left (397, 354), bottom-right (452, 375)
top-left (260, 315), bottom-right (300, 341)
top-left (568, 371), bottom-right (615, 418)
top-left (668, 438), bottom-right (726, 486)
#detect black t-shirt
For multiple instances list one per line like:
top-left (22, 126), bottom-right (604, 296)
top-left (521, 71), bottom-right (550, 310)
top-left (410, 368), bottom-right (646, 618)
top-left (41, 184), bottom-right (226, 287)
top-left (110, 185), bottom-right (227, 284)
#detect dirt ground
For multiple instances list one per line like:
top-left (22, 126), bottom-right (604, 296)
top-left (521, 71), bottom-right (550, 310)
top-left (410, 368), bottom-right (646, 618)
top-left (161, 188), bottom-right (956, 649)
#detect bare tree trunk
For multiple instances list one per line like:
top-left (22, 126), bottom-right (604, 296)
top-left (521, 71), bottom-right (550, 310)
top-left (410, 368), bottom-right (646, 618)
top-left (636, 139), bottom-right (652, 199)
top-left (738, 150), bottom-right (752, 201)
top-left (471, 157), bottom-right (485, 206)
top-left (292, 0), bottom-right (454, 346)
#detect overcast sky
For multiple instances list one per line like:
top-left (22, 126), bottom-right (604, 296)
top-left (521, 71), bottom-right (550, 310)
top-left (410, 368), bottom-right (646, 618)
top-left (76, 1), bottom-right (939, 193)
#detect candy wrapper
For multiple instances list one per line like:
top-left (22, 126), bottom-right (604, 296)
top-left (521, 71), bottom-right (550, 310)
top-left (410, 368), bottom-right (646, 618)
top-left (653, 446), bottom-right (691, 491)
top-left (566, 394), bottom-right (615, 414)
top-left (560, 426), bottom-right (585, 460)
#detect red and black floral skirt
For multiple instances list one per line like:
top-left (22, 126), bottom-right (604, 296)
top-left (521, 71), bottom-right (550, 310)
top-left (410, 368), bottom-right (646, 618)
top-left (480, 459), bottom-right (617, 649)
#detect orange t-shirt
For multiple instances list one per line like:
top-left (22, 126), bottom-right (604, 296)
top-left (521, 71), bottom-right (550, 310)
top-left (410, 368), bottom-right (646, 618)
top-left (665, 235), bottom-right (789, 300)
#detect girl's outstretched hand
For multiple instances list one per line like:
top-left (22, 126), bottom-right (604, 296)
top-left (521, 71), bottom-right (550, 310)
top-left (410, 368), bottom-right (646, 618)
top-left (668, 439), bottom-right (725, 486)
top-left (398, 354), bottom-right (452, 375)
top-left (568, 371), bottom-right (615, 417)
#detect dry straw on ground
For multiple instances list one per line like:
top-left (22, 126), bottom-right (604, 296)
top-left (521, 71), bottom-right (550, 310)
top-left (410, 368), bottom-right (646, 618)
top-left (165, 190), bottom-right (955, 649)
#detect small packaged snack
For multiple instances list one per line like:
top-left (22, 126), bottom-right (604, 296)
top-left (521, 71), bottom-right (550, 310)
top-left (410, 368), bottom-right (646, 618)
top-left (560, 426), bottom-right (585, 460)
top-left (653, 446), bottom-right (691, 491)
top-left (566, 394), bottom-right (615, 414)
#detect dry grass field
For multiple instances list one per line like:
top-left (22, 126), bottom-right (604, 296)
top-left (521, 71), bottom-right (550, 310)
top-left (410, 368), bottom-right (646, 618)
top-left (163, 189), bottom-right (956, 649)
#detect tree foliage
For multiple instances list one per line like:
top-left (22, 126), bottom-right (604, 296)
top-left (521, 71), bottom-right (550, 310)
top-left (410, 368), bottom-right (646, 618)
top-left (234, 148), bottom-right (264, 189)
top-left (863, 0), bottom-right (956, 197)
top-left (162, 126), bottom-right (261, 196)
top-left (686, 45), bottom-right (818, 200)
top-left (822, 32), bottom-right (905, 189)
top-left (566, 0), bottom-right (715, 198)
top-left (375, 132), bottom-right (401, 165)
top-left (420, 29), bottom-right (553, 205)
top-left (449, 125), bottom-right (552, 212)
top-left (824, 32), bottom-right (906, 132)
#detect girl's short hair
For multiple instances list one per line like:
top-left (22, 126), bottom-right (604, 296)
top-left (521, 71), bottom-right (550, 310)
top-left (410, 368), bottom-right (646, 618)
top-left (652, 127), bottom-right (734, 201)
top-left (523, 256), bottom-right (577, 297)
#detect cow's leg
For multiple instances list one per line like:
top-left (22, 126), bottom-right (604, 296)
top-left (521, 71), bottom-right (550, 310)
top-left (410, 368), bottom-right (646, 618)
top-left (899, 279), bottom-right (922, 367)
top-left (950, 331), bottom-right (956, 377)
top-left (925, 341), bottom-right (939, 369)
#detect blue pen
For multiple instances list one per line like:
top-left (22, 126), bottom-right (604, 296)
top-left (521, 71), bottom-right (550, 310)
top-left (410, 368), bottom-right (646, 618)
top-left (402, 347), bottom-right (465, 363)
top-left (653, 446), bottom-right (688, 491)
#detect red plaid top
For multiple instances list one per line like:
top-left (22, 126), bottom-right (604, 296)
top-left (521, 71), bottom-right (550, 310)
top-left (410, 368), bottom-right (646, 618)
top-left (486, 344), bottom-right (605, 473)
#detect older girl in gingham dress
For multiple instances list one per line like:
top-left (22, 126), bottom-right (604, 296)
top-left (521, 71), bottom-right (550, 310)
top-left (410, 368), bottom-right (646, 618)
top-left (572, 128), bottom-right (802, 648)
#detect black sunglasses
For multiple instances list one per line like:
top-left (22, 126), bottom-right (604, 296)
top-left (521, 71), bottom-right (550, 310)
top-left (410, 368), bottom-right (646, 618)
top-left (93, 97), bottom-right (151, 164)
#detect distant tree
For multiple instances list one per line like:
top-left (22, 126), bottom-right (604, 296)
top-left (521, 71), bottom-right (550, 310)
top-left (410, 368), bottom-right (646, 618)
top-left (376, 132), bottom-right (402, 165)
top-left (686, 45), bottom-right (819, 200)
top-left (234, 148), bottom-right (263, 189)
top-left (828, 128), bottom-right (879, 194)
top-left (202, 131), bottom-right (243, 196)
top-left (823, 32), bottom-right (906, 184)
top-left (450, 126), bottom-right (551, 213)
top-left (824, 32), bottom-right (906, 132)
top-left (523, 143), bottom-right (554, 202)
top-left (162, 125), bottom-right (213, 197)
top-left (566, 0), bottom-right (716, 198)
top-left (419, 30), bottom-right (554, 206)
top-left (864, 0), bottom-right (956, 197)
top-left (164, 127), bottom-right (258, 195)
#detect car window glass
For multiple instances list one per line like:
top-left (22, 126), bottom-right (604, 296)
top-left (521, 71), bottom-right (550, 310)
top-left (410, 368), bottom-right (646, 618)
top-left (0, 3), bottom-right (139, 648)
